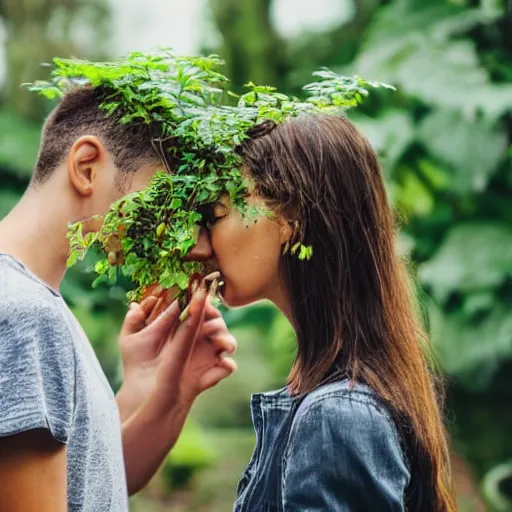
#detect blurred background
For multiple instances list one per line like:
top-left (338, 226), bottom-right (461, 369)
top-left (1, 0), bottom-right (511, 510)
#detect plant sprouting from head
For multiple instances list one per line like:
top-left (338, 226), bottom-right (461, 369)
top-left (26, 50), bottom-right (394, 302)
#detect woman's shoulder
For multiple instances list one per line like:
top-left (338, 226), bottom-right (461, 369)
top-left (299, 378), bottom-right (390, 413)
top-left (292, 378), bottom-right (397, 436)
top-left (283, 380), bottom-right (411, 510)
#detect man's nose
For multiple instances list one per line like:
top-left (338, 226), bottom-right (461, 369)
top-left (184, 227), bottom-right (213, 261)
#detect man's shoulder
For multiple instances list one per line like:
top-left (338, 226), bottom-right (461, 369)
top-left (0, 257), bottom-right (75, 376)
top-left (0, 255), bottom-right (61, 318)
top-left (0, 257), bottom-right (69, 343)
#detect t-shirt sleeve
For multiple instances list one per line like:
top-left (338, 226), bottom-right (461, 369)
top-left (0, 296), bottom-right (75, 444)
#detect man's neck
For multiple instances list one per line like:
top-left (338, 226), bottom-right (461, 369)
top-left (0, 187), bottom-right (71, 292)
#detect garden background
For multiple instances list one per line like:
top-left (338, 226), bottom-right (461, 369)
top-left (0, 0), bottom-right (511, 510)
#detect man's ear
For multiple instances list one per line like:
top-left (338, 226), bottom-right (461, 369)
top-left (67, 136), bottom-right (105, 197)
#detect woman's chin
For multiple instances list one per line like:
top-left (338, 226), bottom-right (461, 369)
top-left (218, 290), bottom-right (242, 308)
top-left (218, 285), bottom-right (256, 309)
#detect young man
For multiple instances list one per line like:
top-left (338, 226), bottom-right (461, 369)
top-left (0, 86), bottom-right (237, 511)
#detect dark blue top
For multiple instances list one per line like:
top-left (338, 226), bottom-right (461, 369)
top-left (234, 379), bottom-right (410, 511)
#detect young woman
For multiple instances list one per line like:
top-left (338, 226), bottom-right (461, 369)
top-left (202, 114), bottom-right (457, 511)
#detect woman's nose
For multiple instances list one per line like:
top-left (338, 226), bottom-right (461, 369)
top-left (184, 227), bottom-right (213, 261)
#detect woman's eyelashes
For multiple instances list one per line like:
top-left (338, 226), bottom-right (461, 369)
top-left (199, 202), bottom-right (227, 229)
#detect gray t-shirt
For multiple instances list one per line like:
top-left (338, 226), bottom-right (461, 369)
top-left (0, 254), bottom-right (128, 511)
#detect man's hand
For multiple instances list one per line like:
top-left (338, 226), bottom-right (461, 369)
top-left (115, 286), bottom-right (237, 494)
top-left (116, 286), bottom-right (237, 421)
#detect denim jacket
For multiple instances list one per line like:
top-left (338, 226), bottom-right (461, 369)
top-left (234, 379), bottom-right (410, 511)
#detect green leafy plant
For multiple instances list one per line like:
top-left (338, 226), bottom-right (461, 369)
top-left (27, 50), bottom-right (392, 303)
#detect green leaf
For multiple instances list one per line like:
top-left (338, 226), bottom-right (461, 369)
top-left (290, 242), bottom-right (301, 255)
top-left (94, 259), bottom-right (109, 274)
top-left (174, 272), bottom-right (189, 290)
top-left (427, 299), bottom-right (512, 390)
top-left (156, 222), bottom-right (166, 237)
top-left (298, 245), bottom-right (313, 260)
top-left (419, 223), bottom-right (512, 302)
top-left (66, 251), bottom-right (80, 268)
top-left (352, 110), bottom-right (414, 174)
top-left (417, 109), bottom-right (508, 193)
top-left (354, 1), bottom-right (512, 118)
top-left (92, 274), bottom-right (109, 288)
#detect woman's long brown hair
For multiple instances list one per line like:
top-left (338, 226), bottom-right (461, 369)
top-left (238, 115), bottom-right (457, 511)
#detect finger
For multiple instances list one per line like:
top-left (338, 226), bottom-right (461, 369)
top-left (160, 288), bottom-right (208, 371)
top-left (199, 357), bottom-right (237, 392)
top-left (145, 299), bottom-right (181, 339)
top-left (206, 332), bottom-right (237, 356)
top-left (163, 287), bottom-right (180, 306)
top-left (204, 301), bottom-right (222, 320)
top-left (120, 296), bottom-right (158, 336)
top-left (144, 286), bottom-right (181, 326)
top-left (218, 355), bottom-right (238, 373)
top-left (140, 294), bottom-right (160, 316)
top-left (200, 317), bottom-right (226, 338)
top-left (145, 296), bottom-right (165, 325)
top-left (135, 294), bottom-right (160, 325)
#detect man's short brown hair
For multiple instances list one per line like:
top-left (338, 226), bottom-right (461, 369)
top-left (33, 86), bottom-right (162, 187)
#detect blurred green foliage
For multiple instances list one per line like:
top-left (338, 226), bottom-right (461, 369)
top-left (162, 422), bottom-right (217, 489)
top-left (1, 0), bottom-right (511, 510)
top-left (482, 460), bottom-right (512, 511)
top-left (206, 0), bottom-right (512, 509)
top-left (191, 325), bottom-right (277, 428)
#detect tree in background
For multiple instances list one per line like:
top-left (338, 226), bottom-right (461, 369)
top-left (208, 0), bottom-right (288, 91)
top-left (0, 0), bottom-right (111, 208)
top-left (207, 0), bottom-right (512, 509)
top-left (1, 0), bottom-right (110, 120)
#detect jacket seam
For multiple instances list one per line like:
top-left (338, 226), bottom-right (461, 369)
top-left (240, 401), bottom-right (267, 510)
top-left (298, 389), bottom-right (392, 418)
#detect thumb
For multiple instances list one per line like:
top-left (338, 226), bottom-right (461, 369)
top-left (121, 296), bottom-right (159, 336)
